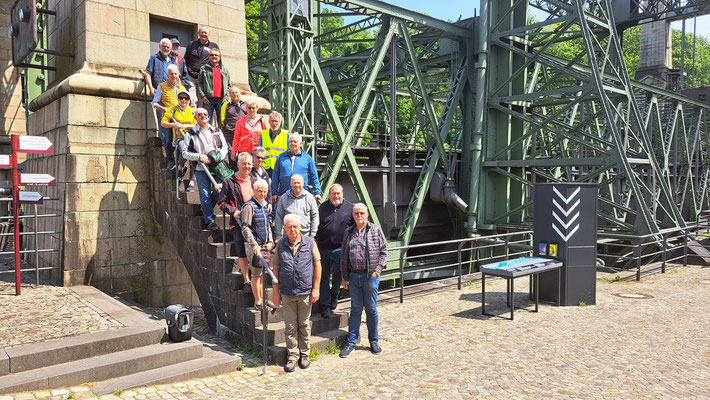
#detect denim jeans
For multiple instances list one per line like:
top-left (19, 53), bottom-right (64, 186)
top-left (346, 272), bottom-right (379, 345)
top-left (156, 109), bottom-right (175, 166)
top-left (194, 170), bottom-right (220, 224)
top-left (203, 97), bottom-right (223, 128)
top-left (319, 248), bottom-right (342, 311)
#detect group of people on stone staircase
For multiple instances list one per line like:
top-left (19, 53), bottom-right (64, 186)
top-left (144, 26), bottom-right (388, 372)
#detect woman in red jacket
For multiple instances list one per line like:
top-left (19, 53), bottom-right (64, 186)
top-left (232, 99), bottom-right (267, 160)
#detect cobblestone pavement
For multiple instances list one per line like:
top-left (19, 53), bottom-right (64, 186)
top-left (4, 265), bottom-right (710, 399)
top-left (0, 272), bottom-right (122, 348)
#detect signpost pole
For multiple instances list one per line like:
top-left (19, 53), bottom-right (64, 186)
top-left (11, 135), bottom-right (20, 296)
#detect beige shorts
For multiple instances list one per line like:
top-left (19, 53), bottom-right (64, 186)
top-left (245, 243), bottom-right (264, 277)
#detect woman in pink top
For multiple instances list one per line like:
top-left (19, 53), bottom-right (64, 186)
top-left (233, 99), bottom-right (267, 158)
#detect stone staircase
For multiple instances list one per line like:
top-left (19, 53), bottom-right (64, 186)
top-left (0, 285), bottom-right (240, 395)
top-left (147, 138), bottom-right (348, 365)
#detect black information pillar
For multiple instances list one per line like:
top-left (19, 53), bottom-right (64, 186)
top-left (533, 183), bottom-right (597, 306)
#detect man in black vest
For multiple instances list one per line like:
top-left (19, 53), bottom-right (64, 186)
top-left (272, 214), bottom-right (322, 373)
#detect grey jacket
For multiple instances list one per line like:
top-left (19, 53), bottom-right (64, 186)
top-left (274, 189), bottom-right (319, 240)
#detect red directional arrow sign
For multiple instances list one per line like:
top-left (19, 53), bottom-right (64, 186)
top-left (19, 173), bottom-right (56, 186)
top-left (0, 155), bottom-right (11, 169)
top-left (17, 136), bottom-right (53, 154)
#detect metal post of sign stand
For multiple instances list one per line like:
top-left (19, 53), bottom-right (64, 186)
top-left (11, 135), bottom-right (20, 295)
top-left (34, 204), bottom-right (39, 286)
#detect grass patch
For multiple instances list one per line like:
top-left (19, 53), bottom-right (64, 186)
top-left (236, 363), bottom-right (246, 371)
top-left (112, 388), bottom-right (124, 396)
top-left (325, 341), bottom-right (340, 354)
top-left (67, 395), bottom-right (74, 400)
top-left (578, 301), bottom-right (588, 307)
top-left (310, 348), bottom-right (321, 361)
top-left (230, 341), bottom-right (264, 358)
top-left (597, 275), bottom-right (625, 283)
top-left (415, 333), bottom-right (425, 339)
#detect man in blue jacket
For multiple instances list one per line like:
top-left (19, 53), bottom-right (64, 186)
top-left (271, 133), bottom-right (322, 203)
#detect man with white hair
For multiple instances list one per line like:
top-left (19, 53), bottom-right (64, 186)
top-left (218, 152), bottom-right (258, 292)
top-left (271, 214), bottom-right (322, 372)
top-left (145, 38), bottom-right (178, 97)
top-left (315, 183), bottom-right (354, 318)
top-left (271, 132), bottom-right (322, 203)
top-left (258, 111), bottom-right (289, 171)
top-left (339, 203), bottom-right (387, 358)
top-left (274, 174), bottom-right (319, 241)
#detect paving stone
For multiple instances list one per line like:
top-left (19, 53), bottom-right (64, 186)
top-left (0, 275), bottom-right (122, 349)
top-left (4, 265), bottom-right (710, 398)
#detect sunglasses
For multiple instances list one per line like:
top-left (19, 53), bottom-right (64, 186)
top-left (196, 113), bottom-right (208, 117)
top-left (178, 96), bottom-right (190, 100)
top-left (254, 156), bottom-right (265, 160)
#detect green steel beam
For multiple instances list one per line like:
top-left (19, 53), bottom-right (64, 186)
top-left (310, 47), bottom-right (381, 227)
top-left (319, 0), bottom-right (470, 37)
top-left (397, 56), bottom-right (468, 245)
top-left (319, 18), bottom-right (397, 188)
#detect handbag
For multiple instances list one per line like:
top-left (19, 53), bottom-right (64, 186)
top-left (207, 150), bottom-right (234, 180)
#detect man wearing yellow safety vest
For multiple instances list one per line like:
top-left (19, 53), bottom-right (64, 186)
top-left (258, 111), bottom-right (289, 172)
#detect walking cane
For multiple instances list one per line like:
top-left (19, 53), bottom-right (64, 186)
top-left (258, 252), bottom-right (278, 375)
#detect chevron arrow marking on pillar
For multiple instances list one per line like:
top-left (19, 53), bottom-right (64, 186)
top-left (552, 222), bottom-right (581, 242)
top-left (553, 186), bottom-right (581, 204)
top-left (551, 186), bottom-right (582, 242)
top-left (552, 210), bottom-right (580, 229)
top-left (553, 198), bottom-right (581, 217)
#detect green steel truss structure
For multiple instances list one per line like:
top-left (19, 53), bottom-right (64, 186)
top-left (484, 0), bottom-right (710, 235)
top-left (247, 0), bottom-right (710, 247)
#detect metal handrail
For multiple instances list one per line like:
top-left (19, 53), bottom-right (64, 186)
top-left (329, 223), bottom-right (710, 305)
top-left (0, 199), bottom-right (63, 285)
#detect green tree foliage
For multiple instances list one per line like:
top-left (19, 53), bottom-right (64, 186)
top-left (670, 28), bottom-right (710, 86)
top-left (317, 8), bottom-right (376, 58)
top-left (245, 1), bottom-right (263, 59)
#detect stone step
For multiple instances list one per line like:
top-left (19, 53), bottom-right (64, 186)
top-left (89, 340), bottom-right (241, 396)
top-left (0, 340), bottom-right (203, 395)
top-left (252, 311), bottom-right (348, 348)
top-left (1, 326), bottom-right (165, 376)
top-left (267, 328), bottom-right (349, 366)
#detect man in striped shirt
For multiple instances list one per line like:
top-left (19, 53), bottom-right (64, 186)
top-left (338, 203), bottom-right (387, 358)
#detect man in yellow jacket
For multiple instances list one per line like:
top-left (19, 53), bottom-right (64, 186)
top-left (152, 64), bottom-right (185, 170)
top-left (258, 111), bottom-right (289, 172)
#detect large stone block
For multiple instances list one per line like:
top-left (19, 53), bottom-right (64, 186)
top-left (67, 125), bottom-right (125, 145)
top-left (43, 100), bottom-right (60, 132)
top-left (66, 94), bottom-right (106, 126)
top-left (124, 9), bottom-right (149, 41)
top-left (105, 155), bottom-right (150, 182)
top-left (165, 259), bottom-right (191, 284)
top-left (62, 238), bottom-right (101, 271)
top-left (125, 182), bottom-right (151, 209)
top-left (125, 129), bottom-right (148, 146)
top-left (64, 211), bottom-right (112, 241)
top-left (89, 0), bottom-right (136, 10)
top-left (85, 1), bottom-right (125, 37)
top-left (208, 3), bottom-right (243, 31)
top-left (65, 182), bottom-right (137, 212)
top-left (105, 98), bottom-right (149, 130)
top-left (84, 31), bottom-right (148, 69)
top-left (65, 154), bottom-right (108, 183)
top-left (136, 0), bottom-right (203, 25)
top-left (108, 209), bottom-right (153, 237)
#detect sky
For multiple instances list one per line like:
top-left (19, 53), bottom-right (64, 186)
top-left (325, 1), bottom-right (710, 40)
